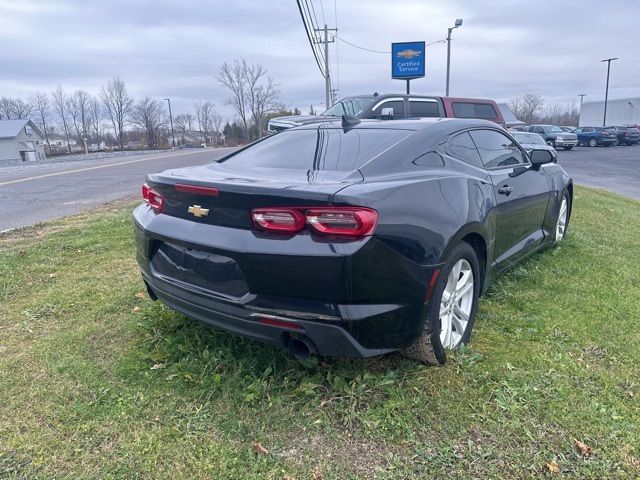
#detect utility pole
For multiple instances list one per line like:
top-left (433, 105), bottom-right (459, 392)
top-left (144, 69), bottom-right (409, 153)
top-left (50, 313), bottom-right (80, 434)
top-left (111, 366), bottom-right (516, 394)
top-left (445, 18), bottom-right (463, 96)
top-left (578, 94), bottom-right (586, 104)
top-left (314, 25), bottom-right (336, 109)
top-left (164, 98), bottom-right (175, 148)
top-left (601, 57), bottom-right (618, 127)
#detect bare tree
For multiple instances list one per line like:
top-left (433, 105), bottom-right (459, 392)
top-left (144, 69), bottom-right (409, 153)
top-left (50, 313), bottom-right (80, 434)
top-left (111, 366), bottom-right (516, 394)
top-left (88, 96), bottom-right (103, 145)
top-left (211, 113), bottom-right (224, 145)
top-left (0, 97), bottom-right (11, 119)
top-left (195, 101), bottom-right (216, 145)
top-left (100, 77), bottom-right (134, 149)
top-left (217, 60), bottom-right (250, 139)
top-left (0, 97), bottom-right (31, 119)
top-left (173, 113), bottom-right (190, 145)
top-left (67, 90), bottom-right (91, 153)
top-left (52, 86), bottom-right (72, 153)
top-left (249, 78), bottom-right (279, 138)
top-left (509, 94), bottom-right (544, 124)
top-left (217, 59), bottom-right (279, 140)
top-left (538, 103), bottom-right (579, 126)
top-left (131, 97), bottom-right (165, 148)
top-left (12, 99), bottom-right (32, 119)
top-left (29, 92), bottom-right (52, 154)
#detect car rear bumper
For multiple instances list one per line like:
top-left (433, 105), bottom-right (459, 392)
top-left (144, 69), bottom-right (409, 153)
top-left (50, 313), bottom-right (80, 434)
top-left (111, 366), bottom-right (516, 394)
top-left (133, 205), bottom-right (439, 356)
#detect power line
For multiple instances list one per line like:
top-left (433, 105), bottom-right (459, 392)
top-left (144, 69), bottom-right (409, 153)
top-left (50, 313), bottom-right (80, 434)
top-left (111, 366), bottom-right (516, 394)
top-left (296, 0), bottom-right (325, 76)
top-left (330, 34), bottom-right (447, 54)
top-left (301, 0), bottom-right (327, 70)
top-left (333, 0), bottom-right (339, 93)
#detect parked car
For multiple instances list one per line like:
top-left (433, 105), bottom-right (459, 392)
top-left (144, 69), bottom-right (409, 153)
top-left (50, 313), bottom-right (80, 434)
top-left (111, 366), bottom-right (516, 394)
top-left (267, 93), bottom-right (505, 133)
top-left (524, 125), bottom-right (578, 150)
top-left (134, 117), bottom-right (572, 365)
top-left (612, 126), bottom-right (640, 145)
top-left (559, 126), bottom-right (576, 133)
top-left (574, 126), bottom-right (617, 147)
top-left (512, 131), bottom-right (557, 160)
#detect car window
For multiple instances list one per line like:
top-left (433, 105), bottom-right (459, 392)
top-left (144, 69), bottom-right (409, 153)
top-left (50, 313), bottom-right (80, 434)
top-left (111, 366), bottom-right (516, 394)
top-left (469, 129), bottom-right (528, 168)
top-left (475, 103), bottom-right (498, 119)
top-left (409, 100), bottom-right (440, 118)
top-left (322, 97), bottom-right (376, 117)
top-left (451, 102), bottom-right (497, 120)
top-left (221, 127), bottom-right (412, 171)
top-left (447, 132), bottom-right (482, 167)
top-left (370, 100), bottom-right (405, 119)
top-left (603, 127), bottom-right (616, 133)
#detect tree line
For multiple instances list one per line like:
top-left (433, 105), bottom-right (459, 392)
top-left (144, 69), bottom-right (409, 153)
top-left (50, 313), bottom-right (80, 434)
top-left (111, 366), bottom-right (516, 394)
top-left (0, 59), bottom-right (294, 154)
top-left (509, 94), bottom-right (580, 126)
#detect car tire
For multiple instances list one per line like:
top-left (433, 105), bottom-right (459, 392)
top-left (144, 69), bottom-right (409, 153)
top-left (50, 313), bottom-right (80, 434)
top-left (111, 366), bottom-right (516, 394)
top-left (553, 192), bottom-right (571, 245)
top-left (402, 242), bottom-right (480, 365)
top-left (588, 138), bottom-right (598, 147)
top-left (563, 146), bottom-right (573, 150)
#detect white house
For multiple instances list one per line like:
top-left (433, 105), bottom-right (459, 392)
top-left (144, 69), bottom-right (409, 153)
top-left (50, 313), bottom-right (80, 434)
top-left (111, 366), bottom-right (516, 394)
top-left (0, 119), bottom-right (47, 164)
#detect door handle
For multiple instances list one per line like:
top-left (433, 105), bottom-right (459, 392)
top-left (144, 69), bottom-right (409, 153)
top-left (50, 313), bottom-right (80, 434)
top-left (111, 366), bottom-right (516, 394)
top-left (498, 185), bottom-right (513, 196)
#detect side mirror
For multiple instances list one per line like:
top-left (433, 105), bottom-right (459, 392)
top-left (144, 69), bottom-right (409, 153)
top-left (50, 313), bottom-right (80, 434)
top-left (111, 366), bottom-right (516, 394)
top-left (530, 149), bottom-right (554, 167)
top-left (381, 107), bottom-right (394, 120)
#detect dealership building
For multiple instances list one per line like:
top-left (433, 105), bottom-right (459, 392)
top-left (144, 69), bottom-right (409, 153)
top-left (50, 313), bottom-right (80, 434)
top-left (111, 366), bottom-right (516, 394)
top-left (579, 97), bottom-right (640, 126)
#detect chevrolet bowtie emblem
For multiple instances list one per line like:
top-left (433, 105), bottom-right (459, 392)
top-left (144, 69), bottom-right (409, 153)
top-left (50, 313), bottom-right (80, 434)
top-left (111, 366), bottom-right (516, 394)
top-left (188, 205), bottom-right (209, 217)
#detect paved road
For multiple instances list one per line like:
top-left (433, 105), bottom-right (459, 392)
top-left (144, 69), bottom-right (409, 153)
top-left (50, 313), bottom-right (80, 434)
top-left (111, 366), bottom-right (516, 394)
top-left (0, 148), bottom-right (235, 232)
top-left (555, 143), bottom-right (640, 200)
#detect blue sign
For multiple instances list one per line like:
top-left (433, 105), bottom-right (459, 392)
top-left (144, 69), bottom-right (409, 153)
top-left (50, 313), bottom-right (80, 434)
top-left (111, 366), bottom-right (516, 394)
top-left (391, 41), bottom-right (426, 79)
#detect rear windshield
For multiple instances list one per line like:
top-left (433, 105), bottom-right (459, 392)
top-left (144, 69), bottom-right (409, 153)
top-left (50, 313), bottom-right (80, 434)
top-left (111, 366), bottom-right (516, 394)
top-left (452, 102), bottom-right (497, 119)
top-left (221, 128), bottom-right (412, 171)
top-left (603, 127), bottom-right (616, 132)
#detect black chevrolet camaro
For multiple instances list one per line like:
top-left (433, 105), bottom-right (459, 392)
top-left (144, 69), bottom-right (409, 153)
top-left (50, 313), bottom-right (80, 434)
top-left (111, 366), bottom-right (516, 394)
top-left (133, 117), bottom-right (572, 365)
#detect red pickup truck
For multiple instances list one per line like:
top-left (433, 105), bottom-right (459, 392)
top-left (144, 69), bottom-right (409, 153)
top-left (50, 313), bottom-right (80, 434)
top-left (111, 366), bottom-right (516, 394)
top-left (268, 93), bottom-right (505, 133)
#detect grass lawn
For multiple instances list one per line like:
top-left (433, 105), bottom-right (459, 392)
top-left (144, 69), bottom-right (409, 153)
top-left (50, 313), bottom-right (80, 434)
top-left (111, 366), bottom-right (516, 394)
top-left (1, 187), bottom-right (639, 479)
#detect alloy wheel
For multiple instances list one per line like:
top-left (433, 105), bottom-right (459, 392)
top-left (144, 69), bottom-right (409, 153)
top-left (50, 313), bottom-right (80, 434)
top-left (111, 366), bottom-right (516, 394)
top-left (556, 196), bottom-right (568, 241)
top-left (439, 259), bottom-right (474, 349)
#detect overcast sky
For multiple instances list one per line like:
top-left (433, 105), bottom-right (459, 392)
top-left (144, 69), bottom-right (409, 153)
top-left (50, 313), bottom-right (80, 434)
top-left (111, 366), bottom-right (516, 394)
top-left (0, 0), bottom-right (638, 119)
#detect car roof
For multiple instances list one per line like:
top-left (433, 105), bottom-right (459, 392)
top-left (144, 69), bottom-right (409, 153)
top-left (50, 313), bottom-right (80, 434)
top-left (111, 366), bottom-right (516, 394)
top-left (290, 117), bottom-right (501, 132)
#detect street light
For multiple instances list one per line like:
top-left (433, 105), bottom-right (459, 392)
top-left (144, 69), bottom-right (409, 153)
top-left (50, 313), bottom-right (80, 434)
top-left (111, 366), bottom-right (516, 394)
top-left (601, 57), bottom-right (618, 127)
top-left (445, 18), bottom-right (463, 96)
top-left (164, 98), bottom-right (175, 148)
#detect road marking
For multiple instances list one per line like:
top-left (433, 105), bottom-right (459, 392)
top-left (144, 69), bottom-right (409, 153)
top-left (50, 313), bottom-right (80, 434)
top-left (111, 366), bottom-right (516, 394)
top-left (0, 149), bottom-right (233, 187)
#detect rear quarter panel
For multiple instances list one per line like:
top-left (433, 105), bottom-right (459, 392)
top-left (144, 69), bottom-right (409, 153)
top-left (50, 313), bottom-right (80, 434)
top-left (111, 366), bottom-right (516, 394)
top-left (334, 167), bottom-right (495, 267)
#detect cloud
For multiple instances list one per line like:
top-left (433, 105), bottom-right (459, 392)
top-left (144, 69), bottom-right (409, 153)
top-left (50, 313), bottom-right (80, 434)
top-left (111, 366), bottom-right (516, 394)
top-left (0, 0), bottom-right (637, 118)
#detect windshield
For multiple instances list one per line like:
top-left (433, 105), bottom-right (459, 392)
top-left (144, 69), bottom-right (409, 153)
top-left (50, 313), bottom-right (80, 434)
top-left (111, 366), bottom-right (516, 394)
top-left (548, 126), bottom-right (563, 133)
top-left (514, 133), bottom-right (545, 145)
top-left (321, 97), bottom-right (376, 117)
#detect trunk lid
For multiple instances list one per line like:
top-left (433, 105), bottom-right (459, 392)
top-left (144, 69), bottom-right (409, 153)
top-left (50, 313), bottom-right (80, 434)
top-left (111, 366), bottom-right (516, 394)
top-left (147, 162), bottom-right (363, 228)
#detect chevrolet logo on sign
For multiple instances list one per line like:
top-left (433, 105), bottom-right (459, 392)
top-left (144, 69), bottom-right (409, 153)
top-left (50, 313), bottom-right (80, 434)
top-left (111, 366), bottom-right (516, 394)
top-left (188, 205), bottom-right (209, 217)
top-left (396, 49), bottom-right (422, 59)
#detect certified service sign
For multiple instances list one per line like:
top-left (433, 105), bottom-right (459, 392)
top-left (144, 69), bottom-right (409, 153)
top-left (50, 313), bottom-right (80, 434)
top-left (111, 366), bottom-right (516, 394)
top-left (391, 41), bottom-right (426, 79)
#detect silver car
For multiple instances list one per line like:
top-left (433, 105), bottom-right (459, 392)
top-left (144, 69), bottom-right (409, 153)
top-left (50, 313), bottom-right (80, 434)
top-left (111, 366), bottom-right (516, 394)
top-left (512, 131), bottom-right (558, 161)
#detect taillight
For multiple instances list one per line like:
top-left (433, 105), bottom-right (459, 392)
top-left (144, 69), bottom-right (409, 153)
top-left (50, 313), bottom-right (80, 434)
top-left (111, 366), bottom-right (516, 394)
top-left (142, 183), bottom-right (164, 213)
top-left (251, 208), bottom-right (305, 233)
top-left (305, 208), bottom-right (377, 237)
top-left (250, 206), bottom-right (378, 238)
